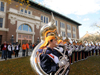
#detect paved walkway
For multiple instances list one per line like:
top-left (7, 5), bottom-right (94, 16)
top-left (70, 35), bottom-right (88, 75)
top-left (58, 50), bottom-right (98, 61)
top-left (0, 51), bottom-right (32, 61)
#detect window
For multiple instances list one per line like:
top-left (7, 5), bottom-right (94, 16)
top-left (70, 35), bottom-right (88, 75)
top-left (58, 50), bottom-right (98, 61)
top-left (20, 8), bottom-right (31, 15)
top-left (18, 24), bottom-right (32, 32)
top-left (61, 31), bottom-right (65, 37)
top-left (73, 34), bottom-right (76, 38)
top-left (46, 17), bottom-right (48, 23)
top-left (18, 25), bottom-right (22, 30)
top-left (41, 16), bottom-right (43, 22)
top-left (67, 32), bottom-right (71, 38)
top-left (60, 22), bottom-right (65, 28)
top-left (21, 8), bottom-right (23, 12)
top-left (73, 26), bottom-right (76, 32)
top-left (28, 11), bottom-right (31, 14)
top-left (29, 27), bottom-right (32, 32)
top-left (0, 18), bottom-right (3, 28)
top-left (67, 25), bottom-right (71, 30)
top-left (0, 2), bottom-right (4, 12)
top-left (55, 20), bottom-right (58, 26)
top-left (44, 17), bottom-right (45, 23)
top-left (25, 10), bottom-right (27, 13)
top-left (23, 25), bottom-right (28, 31)
top-left (41, 15), bottom-right (49, 24)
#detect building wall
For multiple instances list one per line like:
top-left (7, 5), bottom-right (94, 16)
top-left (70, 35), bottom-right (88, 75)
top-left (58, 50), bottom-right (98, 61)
top-left (0, 1), bottom-right (80, 45)
top-left (0, 31), bottom-right (7, 43)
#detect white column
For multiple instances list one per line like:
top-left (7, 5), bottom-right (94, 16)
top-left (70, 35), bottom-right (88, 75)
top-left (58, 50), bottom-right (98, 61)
top-left (32, 34), bottom-right (34, 44)
top-left (16, 32), bottom-right (18, 42)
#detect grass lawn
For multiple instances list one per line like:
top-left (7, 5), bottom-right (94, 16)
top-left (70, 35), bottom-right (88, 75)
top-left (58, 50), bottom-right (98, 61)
top-left (69, 55), bottom-right (100, 75)
top-left (0, 56), bottom-right (100, 75)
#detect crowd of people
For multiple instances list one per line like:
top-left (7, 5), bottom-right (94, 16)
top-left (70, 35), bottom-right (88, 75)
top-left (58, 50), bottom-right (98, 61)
top-left (0, 41), bottom-right (37, 60)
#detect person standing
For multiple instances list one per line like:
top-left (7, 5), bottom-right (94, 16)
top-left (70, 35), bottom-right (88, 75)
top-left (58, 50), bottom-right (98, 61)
top-left (22, 43), bottom-right (26, 56)
top-left (26, 43), bottom-right (29, 56)
top-left (1, 41), bottom-right (8, 60)
top-left (15, 43), bottom-right (20, 57)
top-left (30, 43), bottom-right (32, 52)
top-left (7, 43), bottom-right (13, 58)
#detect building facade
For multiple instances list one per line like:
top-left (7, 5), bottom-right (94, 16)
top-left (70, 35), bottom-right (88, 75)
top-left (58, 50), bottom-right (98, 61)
top-left (0, 0), bottom-right (81, 45)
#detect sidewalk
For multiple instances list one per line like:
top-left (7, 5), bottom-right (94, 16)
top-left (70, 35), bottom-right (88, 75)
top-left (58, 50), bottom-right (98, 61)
top-left (0, 51), bottom-right (32, 61)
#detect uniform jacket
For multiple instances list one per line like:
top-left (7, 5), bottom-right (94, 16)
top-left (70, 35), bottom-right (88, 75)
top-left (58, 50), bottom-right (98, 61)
top-left (40, 47), bottom-right (62, 74)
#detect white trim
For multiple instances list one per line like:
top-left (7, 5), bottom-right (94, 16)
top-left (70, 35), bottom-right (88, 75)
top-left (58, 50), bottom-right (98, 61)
top-left (67, 30), bottom-right (71, 33)
top-left (8, 8), bottom-right (40, 21)
top-left (0, 28), bottom-right (9, 31)
top-left (16, 30), bottom-right (34, 34)
top-left (16, 21), bottom-right (35, 43)
top-left (16, 32), bottom-right (18, 42)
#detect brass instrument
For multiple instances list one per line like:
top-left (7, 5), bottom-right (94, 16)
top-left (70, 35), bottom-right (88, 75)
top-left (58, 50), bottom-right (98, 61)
top-left (30, 13), bottom-right (70, 75)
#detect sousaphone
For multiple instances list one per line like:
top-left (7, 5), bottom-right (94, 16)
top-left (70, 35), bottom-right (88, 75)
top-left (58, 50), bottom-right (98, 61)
top-left (30, 13), bottom-right (70, 75)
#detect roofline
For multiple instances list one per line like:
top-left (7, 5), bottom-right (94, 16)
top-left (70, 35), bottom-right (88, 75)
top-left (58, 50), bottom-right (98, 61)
top-left (30, 0), bottom-right (81, 26)
top-left (15, 0), bottom-right (82, 26)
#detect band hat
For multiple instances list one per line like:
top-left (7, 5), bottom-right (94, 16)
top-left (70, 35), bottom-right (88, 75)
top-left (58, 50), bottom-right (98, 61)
top-left (40, 36), bottom-right (56, 49)
top-left (63, 41), bottom-right (66, 44)
top-left (57, 40), bottom-right (63, 44)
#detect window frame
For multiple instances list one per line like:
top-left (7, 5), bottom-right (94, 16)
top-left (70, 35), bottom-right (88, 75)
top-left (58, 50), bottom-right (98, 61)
top-left (61, 31), bottom-right (65, 37)
top-left (0, 1), bottom-right (4, 12)
top-left (67, 24), bottom-right (71, 30)
top-left (60, 22), bottom-right (65, 28)
top-left (73, 33), bottom-right (76, 38)
top-left (0, 18), bottom-right (3, 28)
top-left (73, 26), bottom-right (76, 32)
top-left (20, 7), bottom-right (32, 15)
top-left (55, 20), bottom-right (58, 26)
top-left (41, 15), bottom-right (49, 24)
top-left (67, 32), bottom-right (71, 38)
top-left (18, 24), bottom-right (32, 32)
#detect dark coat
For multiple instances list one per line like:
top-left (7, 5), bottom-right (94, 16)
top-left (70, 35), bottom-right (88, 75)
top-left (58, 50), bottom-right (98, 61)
top-left (40, 47), bottom-right (62, 74)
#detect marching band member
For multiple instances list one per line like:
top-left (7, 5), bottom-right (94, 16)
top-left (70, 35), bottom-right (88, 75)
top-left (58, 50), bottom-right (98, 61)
top-left (99, 43), bottom-right (100, 55)
top-left (84, 42), bottom-right (88, 59)
top-left (91, 43), bottom-right (95, 56)
top-left (88, 43), bottom-right (91, 56)
top-left (78, 41), bottom-right (81, 61)
top-left (90, 43), bottom-right (93, 56)
top-left (36, 13), bottom-right (70, 75)
top-left (69, 40), bottom-right (75, 64)
top-left (95, 43), bottom-right (98, 56)
top-left (81, 42), bottom-right (85, 60)
top-left (74, 41), bottom-right (78, 62)
top-left (39, 35), bottom-right (62, 74)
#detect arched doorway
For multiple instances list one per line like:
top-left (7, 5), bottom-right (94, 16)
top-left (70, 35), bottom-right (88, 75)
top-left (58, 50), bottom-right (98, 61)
top-left (18, 24), bottom-right (32, 46)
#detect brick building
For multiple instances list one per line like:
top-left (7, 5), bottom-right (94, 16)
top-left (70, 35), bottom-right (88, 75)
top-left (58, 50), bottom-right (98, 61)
top-left (0, 0), bottom-right (81, 45)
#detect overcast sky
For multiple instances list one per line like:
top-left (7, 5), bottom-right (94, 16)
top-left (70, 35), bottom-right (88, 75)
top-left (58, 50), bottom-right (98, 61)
top-left (32, 0), bottom-right (100, 38)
